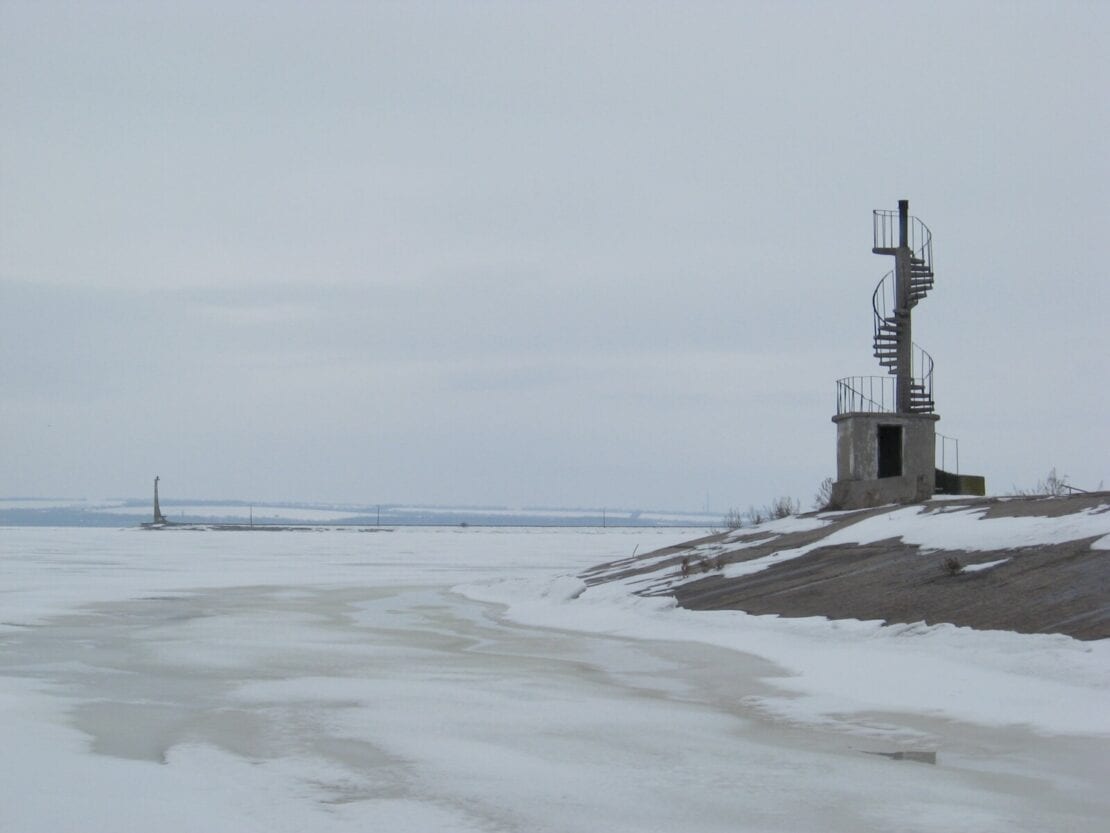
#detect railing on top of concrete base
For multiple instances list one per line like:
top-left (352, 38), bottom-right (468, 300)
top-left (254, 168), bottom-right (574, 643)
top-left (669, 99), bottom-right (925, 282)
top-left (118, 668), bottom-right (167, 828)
top-left (836, 375), bottom-right (932, 416)
top-left (836, 375), bottom-right (894, 414)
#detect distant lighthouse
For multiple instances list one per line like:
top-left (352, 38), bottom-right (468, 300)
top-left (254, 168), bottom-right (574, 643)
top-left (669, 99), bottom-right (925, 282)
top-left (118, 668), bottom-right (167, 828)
top-left (153, 476), bottom-right (167, 524)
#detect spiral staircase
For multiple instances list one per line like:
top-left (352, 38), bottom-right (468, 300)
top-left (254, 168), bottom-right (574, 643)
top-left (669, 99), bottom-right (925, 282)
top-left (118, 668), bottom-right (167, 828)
top-left (835, 205), bottom-right (937, 417)
top-left (870, 208), bottom-right (935, 415)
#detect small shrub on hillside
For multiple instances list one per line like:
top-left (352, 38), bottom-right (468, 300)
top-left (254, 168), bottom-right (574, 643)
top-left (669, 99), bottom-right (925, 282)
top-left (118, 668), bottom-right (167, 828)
top-left (813, 477), bottom-right (834, 511)
top-left (722, 508), bottom-right (745, 530)
top-left (1041, 468), bottom-right (1070, 496)
top-left (725, 496), bottom-right (803, 530)
top-left (943, 557), bottom-right (963, 576)
top-left (696, 555), bottom-right (723, 573)
top-left (1011, 467), bottom-right (1073, 497)
top-left (769, 496), bottom-right (800, 519)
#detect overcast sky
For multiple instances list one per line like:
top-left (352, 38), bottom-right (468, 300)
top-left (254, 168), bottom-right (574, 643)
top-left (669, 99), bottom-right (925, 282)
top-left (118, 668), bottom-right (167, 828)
top-left (2, 1), bottom-right (1107, 512)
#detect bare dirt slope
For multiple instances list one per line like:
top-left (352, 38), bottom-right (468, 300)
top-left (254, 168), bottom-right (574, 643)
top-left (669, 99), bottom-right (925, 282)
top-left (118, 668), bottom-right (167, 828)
top-left (582, 494), bottom-right (1110, 640)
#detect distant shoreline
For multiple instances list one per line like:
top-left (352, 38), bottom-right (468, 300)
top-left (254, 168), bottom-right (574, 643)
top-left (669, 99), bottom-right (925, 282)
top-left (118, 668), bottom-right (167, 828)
top-left (0, 499), bottom-right (718, 529)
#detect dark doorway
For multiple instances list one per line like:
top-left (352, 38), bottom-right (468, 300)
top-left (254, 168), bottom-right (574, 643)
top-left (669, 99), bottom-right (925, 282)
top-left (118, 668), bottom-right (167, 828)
top-left (878, 425), bottom-right (903, 478)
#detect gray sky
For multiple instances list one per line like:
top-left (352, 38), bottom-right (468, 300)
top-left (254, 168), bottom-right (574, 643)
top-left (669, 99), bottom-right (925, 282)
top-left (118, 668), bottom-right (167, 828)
top-left (2, 1), bottom-right (1107, 511)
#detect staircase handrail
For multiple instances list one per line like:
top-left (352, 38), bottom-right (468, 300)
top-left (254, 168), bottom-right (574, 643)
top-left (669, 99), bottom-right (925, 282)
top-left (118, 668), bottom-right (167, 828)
top-left (871, 270), bottom-right (896, 341)
top-left (912, 341), bottom-right (934, 410)
top-left (912, 342), bottom-right (933, 385)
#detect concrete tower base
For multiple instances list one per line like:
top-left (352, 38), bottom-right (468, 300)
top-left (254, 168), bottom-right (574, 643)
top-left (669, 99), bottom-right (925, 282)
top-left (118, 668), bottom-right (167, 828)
top-left (829, 412), bottom-right (939, 509)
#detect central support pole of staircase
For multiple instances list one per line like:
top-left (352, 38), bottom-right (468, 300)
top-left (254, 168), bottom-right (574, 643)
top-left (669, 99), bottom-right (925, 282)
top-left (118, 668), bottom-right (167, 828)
top-left (894, 199), bottom-right (914, 414)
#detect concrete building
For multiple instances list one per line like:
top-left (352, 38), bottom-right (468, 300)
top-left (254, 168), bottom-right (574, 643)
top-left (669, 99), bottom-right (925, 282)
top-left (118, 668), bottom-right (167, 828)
top-left (830, 200), bottom-right (983, 509)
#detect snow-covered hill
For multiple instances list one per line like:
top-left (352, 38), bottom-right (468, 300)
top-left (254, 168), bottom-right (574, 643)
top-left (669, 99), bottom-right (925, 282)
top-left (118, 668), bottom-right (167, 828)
top-left (581, 494), bottom-right (1110, 639)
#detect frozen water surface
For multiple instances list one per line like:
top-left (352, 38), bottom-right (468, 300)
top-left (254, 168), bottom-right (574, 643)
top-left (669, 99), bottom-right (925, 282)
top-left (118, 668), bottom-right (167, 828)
top-left (1, 527), bottom-right (1107, 832)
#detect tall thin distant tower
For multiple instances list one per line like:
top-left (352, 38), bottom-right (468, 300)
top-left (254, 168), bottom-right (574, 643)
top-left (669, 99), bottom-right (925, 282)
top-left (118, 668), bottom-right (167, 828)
top-left (153, 476), bottom-right (167, 524)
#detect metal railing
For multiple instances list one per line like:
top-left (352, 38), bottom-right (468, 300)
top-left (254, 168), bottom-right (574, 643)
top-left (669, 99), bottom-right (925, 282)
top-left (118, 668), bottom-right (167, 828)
top-left (836, 357), bottom-right (933, 416)
top-left (873, 211), bottom-right (933, 271)
top-left (836, 376), bottom-right (895, 414)
top-left (872, 270), bottom-right (896, 328)
top-left (912, 342), bottom-right (934, 408)
top-left (936, 432), bottom-right (959, 476)
top-left (873, 209), bottom-right (899, 249)
top-left (1059, 484), bottom-right (1091, 495)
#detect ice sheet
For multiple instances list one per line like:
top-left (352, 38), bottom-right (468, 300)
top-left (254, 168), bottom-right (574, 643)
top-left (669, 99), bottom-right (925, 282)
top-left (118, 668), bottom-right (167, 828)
top-left (1, 527), bottom-right (1107, 832)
